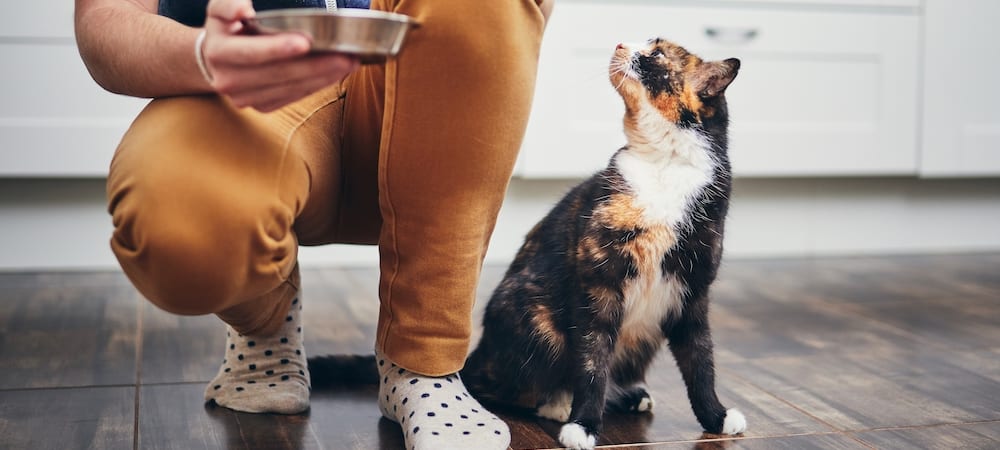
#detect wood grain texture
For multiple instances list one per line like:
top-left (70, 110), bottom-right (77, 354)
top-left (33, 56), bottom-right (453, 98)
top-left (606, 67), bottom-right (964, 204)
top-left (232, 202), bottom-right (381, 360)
top-left (1, 254), bottom-right (998, 449)
top-left (602, 433), bottom-right (872, 450)
top-left (0, 386), bottom-right (134, 450)
top-left (852, 421), bottom-right (1000, 450)
top-left (0, 272), bottom-right (138, 389)
top-left (139, 383), bottom-right (320, 450)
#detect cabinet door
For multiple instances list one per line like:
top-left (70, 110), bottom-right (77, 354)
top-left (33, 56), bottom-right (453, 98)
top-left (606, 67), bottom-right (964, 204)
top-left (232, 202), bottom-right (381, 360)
top-left (517, 3), bottom-right (920, 178)
top-left (921, 0), bottom-right (1000, 177)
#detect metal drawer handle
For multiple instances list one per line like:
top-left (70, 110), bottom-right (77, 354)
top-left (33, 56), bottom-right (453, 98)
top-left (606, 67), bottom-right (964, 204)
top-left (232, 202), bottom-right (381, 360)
top-left (705, 27), bottom-right (759, 44)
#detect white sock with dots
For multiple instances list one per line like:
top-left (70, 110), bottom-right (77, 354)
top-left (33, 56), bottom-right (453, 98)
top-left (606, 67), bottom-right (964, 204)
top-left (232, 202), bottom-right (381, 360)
top-left (376, 350), bottom-right (510, 450)
top-left (204, 297), bottom-right (310, 414)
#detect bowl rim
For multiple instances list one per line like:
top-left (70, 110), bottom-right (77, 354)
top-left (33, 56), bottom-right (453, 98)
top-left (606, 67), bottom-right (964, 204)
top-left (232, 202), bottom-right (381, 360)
top-left (252, 8), bottom-right (417, 26)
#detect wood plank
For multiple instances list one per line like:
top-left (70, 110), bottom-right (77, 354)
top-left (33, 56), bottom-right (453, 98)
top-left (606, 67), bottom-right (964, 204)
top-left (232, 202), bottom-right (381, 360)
top-left (709, 291), bottom-right (940, 361)
top-left (140, 301), bottom-right (224, 385)
top-left (709, 253), bottom-right (1000, 360)
top-left (615, 433), bottom-right (871, 450)
top-left (626, 354), bottom-right (834, 445)
top-left (726, 349), bottom-right (1000, 431)
top-left (303, 268), bottom-right (380, 356)
top-left (139, 383), bottom-right (323, 450)
top-left (0, 386), bottom-right (134, 450)
top-left (308, 385), bottom-right (405, 450)
top-left (0, 271), bottom-right (138, 389)
top-left (852, 422), bottom-right (1000, 450)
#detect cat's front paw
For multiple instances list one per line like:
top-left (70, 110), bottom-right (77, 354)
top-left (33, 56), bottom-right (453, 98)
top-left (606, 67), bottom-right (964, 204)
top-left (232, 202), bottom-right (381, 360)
top-left (721, 408), bottom-right (747, 435)
top-left (559, 422), bottom-right (597, 450)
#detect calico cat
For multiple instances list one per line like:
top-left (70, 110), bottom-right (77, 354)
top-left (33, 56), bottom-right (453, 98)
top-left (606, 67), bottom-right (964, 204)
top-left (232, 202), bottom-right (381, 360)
top-left (459, 38), bottom-right (745, 449)
top-left (307, 36), bottom-right (745, 449)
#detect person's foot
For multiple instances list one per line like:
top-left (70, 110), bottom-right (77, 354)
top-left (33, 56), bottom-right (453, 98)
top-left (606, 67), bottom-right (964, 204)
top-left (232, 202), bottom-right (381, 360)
top-left (204, 297), bottom-right (310, 414)
top-left (376, 350), bottom-right (510, 450)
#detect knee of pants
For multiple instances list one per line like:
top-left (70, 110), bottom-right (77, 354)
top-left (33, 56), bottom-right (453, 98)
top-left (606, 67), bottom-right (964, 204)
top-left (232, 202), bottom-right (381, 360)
top-left (109, 178), bottom-right (295, 316)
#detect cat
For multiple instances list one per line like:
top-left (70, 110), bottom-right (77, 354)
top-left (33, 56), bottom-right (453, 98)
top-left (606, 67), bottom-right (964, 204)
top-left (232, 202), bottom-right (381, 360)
top-left (458, 37), bottom-right (745, 449)
top-left (307, 37), bottom-right (745, 449)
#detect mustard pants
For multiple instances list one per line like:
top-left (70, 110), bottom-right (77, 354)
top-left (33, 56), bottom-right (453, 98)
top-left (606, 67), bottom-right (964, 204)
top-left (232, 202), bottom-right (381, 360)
top-left (107, 0), bottom-right (549, 376)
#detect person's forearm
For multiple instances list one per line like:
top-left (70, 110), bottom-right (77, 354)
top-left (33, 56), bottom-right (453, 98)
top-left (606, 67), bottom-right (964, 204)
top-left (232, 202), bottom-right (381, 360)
top-left (75, 1), bottom-right (212, 98)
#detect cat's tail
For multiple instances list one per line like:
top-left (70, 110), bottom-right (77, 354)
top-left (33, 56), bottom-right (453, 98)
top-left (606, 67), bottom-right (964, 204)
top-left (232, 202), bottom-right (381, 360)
top-left (307, 354), bottom-right (379, 388)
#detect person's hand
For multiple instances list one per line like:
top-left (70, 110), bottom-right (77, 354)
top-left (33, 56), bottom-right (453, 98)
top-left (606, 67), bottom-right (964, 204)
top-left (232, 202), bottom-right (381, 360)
top-left (201, 0), bottom-right (360, 112)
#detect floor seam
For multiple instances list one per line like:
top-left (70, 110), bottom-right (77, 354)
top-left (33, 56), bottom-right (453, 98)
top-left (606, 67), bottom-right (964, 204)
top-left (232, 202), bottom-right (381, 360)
top-left (718, 365), bottom-right (845, 434)
top-left (592, 430), bottom-right (844, 448)
top-left (846, 418), bottom-right (1000, 434)
top-left (0, 383), bottom-right (139, 392)
top-left (133, 298), bottom-right (144, 450)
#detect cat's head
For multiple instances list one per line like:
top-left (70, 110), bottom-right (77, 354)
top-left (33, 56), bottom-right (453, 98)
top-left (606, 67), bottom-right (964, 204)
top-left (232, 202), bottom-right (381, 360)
top-left (610, 38), bottom-right (739, 129)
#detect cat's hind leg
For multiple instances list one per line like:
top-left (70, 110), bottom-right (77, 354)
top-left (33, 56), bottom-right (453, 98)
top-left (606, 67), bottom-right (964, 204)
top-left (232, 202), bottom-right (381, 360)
top-left (536, 390), bottom-right (573, 422)
top-left (606, 383), bottom-right (655, 413)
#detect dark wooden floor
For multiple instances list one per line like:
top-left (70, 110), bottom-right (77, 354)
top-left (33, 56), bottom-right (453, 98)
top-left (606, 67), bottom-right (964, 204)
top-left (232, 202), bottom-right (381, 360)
top-left (1, 253), bottom-right (998, 449)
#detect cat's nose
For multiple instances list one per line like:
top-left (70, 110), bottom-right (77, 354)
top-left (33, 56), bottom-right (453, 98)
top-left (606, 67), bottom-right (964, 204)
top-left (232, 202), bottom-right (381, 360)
top-left (616, 43), bottom-right (625, 50)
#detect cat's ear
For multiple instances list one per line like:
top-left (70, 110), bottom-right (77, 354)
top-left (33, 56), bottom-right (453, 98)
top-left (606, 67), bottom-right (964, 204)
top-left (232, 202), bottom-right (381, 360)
top-left (693, 58), bottom-right (740, 98)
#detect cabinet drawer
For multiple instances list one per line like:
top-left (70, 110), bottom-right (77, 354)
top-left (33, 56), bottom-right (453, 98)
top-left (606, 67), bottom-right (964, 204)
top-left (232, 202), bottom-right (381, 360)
top-left (517, 3), bottom-right (920, 178)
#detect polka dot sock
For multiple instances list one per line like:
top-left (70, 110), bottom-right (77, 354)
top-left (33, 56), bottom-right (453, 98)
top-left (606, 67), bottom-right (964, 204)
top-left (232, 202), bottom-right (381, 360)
top-left (204, 297), bottom-right (310, 414)
top-left (376, 350), bottom-right (511, 450)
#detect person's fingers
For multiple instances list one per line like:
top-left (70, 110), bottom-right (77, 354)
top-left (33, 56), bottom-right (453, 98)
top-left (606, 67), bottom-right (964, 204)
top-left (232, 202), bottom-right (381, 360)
top-left (227, 63), bottom-right (354, 111)
top-left (201, 0), bottom-right (267, 81)
top-left (208, 33), bottom-right (311, 67)
top-left (207, 0), bottom-right (255, 22)
top-left (200, 0), bottom-right (358, 110)
top-left (215, 53), bottom-right (359, 95)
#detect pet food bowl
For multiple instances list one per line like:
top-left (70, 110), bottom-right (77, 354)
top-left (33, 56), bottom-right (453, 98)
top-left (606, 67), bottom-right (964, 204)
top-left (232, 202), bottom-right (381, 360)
top-left (243, 8), bottom-right (418, 64)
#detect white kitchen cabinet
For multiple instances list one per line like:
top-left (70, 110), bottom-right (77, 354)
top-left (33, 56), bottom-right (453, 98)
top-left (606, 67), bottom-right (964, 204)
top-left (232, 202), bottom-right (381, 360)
top-left (0, 0), bottom-right (75, 38)
top-left (0, 2), bottom-right (148, 177)
top-left (517, 2), bottom-right (921, 178)
top-left (920, 0), bottom-right (1000, 177)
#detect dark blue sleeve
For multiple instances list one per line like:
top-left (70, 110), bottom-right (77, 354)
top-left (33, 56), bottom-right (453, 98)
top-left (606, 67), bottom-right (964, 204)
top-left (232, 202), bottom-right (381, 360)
top-left (159, 0), bottom-right (369, 27)
top-left (158, 0), bottom-right (210, 27)
top-left (337, 0), bottom-right (371, 8)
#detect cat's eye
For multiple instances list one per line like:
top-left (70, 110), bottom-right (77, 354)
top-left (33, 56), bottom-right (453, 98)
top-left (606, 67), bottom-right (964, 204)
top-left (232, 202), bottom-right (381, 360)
top-left (649, 49), bottom-right (664, 58)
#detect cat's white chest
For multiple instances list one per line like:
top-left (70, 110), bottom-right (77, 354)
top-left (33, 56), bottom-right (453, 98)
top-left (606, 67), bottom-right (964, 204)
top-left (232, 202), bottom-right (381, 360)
top-left (611, 117), bottom-right (713, 358)
top-left (616, 119), bottom-right (717, 231)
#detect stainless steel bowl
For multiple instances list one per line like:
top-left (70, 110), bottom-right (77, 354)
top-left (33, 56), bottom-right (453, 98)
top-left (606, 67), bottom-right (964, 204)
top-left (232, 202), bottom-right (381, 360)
top-left (244, 9), bottom-right (417, 64)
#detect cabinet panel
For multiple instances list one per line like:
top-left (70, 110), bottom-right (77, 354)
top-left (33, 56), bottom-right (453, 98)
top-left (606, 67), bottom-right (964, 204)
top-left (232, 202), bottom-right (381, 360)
top-left (0, 1), bottom-right (76, 39)
top-left (920, 0), bottom-right (1000, 177)
top-left (0, 43), bottom-right (148, 176)
top-left (517, 3), bottom-right (920, 178)
top-left (715, 0), bottom-right (919, 7)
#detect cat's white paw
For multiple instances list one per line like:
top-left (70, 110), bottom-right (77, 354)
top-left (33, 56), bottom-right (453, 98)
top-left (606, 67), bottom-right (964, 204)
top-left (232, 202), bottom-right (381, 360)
top-left (637, 395), bottom-right (655, 412)
top-left (537, 391), bottom-right (573, 422)
top-left (559, 423), bottom-right (597, 450)
top-left (721, 408), bottom-right (747, 435)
